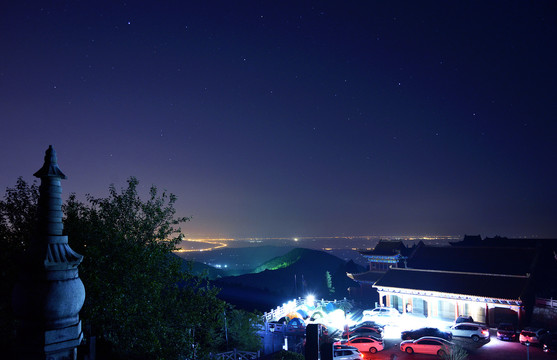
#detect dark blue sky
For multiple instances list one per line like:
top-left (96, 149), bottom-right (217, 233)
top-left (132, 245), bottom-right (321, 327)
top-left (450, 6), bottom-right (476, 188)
top-left (1, 1), bottom-right (556, 238)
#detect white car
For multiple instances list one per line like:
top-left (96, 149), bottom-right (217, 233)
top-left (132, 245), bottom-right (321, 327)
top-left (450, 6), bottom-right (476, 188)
top-left (450, 322), bottom-right (490, 342)
top-left (334, 336), bottom-right (384, 353)
top-left (333, 345), bottom-right (363, 360)
top-left (400, 336), bottom-right (454, 357)
top-left (362, 307), bottom-right (400, 321)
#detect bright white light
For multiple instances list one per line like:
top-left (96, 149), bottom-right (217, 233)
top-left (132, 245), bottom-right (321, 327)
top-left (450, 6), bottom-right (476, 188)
top-left (327, 309), bottom-right (348, 330)
top-left (293, 238), bottom-right (299, 242)
top-left (306, 294), bottom-right (315, 307)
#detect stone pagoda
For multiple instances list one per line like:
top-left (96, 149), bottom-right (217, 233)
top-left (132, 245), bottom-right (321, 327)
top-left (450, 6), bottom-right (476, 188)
top-left (12, 146), bottom-right (85, 359)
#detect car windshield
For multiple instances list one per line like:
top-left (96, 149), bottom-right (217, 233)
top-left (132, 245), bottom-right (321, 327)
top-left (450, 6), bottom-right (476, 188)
top-left (499, 325), bottom-right (514, 331)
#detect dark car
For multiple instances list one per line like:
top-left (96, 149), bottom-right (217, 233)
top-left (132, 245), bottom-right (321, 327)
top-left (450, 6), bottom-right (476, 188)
top-left (351, 321), bottom-right (384, 330)
top-left (455, 315), bottom-right (473, 324)
top-left (497, 323), bottom-right (517, 341)
top-left (401, 327), bottom-right (453, 341)
top-left (343, 326), bottom-right (382, 339)
top-left (540, 331), bottom-right (557, 352)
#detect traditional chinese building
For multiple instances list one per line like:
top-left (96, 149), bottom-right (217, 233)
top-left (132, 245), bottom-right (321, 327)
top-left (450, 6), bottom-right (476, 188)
top-left (346, 235), bottom-right (557, 327)
top-left (371, 243), bottom-right (540, 326)
top-left (358, 240), bottom-right (410, 271)
top-left (374, 267), bottom-right (529, 324)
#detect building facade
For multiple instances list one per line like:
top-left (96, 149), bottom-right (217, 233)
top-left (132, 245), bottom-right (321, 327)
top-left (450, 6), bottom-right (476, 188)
top-left (349, 238), bottom-right (548, 327)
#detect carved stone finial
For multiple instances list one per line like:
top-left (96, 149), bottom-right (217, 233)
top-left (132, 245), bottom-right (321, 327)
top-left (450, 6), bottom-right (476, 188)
top-left (33, 145), bottom-right (67, 179)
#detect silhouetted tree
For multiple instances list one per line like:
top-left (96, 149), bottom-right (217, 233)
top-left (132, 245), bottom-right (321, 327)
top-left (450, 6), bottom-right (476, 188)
top-left (0, 178), bottom-right (39, 351)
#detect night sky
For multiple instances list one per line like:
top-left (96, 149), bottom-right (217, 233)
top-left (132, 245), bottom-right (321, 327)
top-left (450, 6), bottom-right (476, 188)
top-left (2, 1), bottom-right (556, 239)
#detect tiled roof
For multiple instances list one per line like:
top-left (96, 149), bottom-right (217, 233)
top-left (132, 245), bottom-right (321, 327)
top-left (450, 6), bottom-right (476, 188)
top-left (407, 246), bottom-right (537, 276)
top-left (373, 268), bottom-right (529, 301)
top-left (347, 270), bottom-right (385, 283)
top-left (360, 240), bottom-right (407, 256)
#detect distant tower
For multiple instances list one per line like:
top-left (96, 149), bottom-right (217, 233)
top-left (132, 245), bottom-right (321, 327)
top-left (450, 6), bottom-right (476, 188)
top-left (12, 146), bottom-right (85, 359)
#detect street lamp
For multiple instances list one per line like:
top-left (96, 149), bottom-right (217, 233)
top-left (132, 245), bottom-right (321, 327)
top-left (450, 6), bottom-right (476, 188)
top-left (306, 294), bottom-right (315, 308)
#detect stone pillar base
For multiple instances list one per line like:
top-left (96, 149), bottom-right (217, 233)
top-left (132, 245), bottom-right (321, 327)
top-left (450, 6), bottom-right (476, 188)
top-left (16, 321), bottom-right (82, 360)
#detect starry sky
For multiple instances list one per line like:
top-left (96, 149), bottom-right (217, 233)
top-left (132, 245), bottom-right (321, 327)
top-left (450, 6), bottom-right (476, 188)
top-left (1, 1), bottom-right (556, 239)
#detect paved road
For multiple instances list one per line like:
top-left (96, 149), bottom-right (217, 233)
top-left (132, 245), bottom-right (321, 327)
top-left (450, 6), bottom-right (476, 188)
top-left (360, 331), bottom-right (555, 360)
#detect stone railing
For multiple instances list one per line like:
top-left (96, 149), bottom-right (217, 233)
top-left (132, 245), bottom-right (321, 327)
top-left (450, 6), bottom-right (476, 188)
top-left (536, 297), bottom-right (557, 308)
top-left (213, 349), bottom-right (260, 360)
top-left (263, 297), bottom-right (353, 322)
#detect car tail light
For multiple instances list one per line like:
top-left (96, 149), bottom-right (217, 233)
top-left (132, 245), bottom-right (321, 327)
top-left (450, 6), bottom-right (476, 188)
top-left (359, 353), bottom-right (364, 359)
top-left (482, 330), bottom-right (489, 336)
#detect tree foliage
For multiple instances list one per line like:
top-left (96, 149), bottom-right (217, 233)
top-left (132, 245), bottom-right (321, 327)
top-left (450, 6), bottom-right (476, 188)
top-left (0, 178), bottom-right (39, 350)
top-left (443, 345), bottom-right (468, 360)
top-left (63, 177), bottom-right (227, 359)
top-left (325, 271), bottom-right (335, 295)
top-left (268, 350), bottom-right (305, 360)
top-left (223, 308), bottom-right (263, 352)
top-left (1, 177), bottom-right (263, 359)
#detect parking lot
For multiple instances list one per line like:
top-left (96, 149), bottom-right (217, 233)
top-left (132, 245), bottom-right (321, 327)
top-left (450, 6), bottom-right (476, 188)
top-left (357, 327), bottom-right (553, 360)
top-left (340, 312), bottom-right (555, 360)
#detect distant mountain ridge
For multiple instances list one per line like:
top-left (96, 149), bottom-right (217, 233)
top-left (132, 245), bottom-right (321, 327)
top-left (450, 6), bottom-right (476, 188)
top-left (175, 245), bottom-right (295, 274)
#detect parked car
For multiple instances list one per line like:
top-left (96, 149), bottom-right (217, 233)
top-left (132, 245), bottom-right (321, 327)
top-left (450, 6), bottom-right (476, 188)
top-left (401, 327), bottom-right (453, 341)
top-left (519, 328), bottom-right (546, 345)
top-left (454, 315), bottom-right (474, 324)
top-left (450, 323), bottom-right (490, 342)
top-left (343, 325), bottom-right (383, 339)
top-left (497, 323), bottom-right (517, 341)
top-left (350, 321), bottom-right (384, 330)
top-left (342, 328), bottom-right (382, 339)
top-left (400, 336), bottom-right (454, 357)
top-left (363, 307), bottom-right (400, 318)
top-left (539, 331), bottom-right (557, 352)
top-left (362, 307), bottom-right (400, 324)
top-left (334, 335), bottom-right (384, 353)
top-left (333, 345), bottom-right (364, 360)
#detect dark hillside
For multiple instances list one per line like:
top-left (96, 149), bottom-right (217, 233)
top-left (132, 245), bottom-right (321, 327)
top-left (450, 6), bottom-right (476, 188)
top-left (171, 253), bottom-right (227, 280)
top-left (254, 247), bottom-right (314, 272)
top-left (175, 246), bottom-right (295, 273)
top-left (214, 248), bottom-right (365, 311)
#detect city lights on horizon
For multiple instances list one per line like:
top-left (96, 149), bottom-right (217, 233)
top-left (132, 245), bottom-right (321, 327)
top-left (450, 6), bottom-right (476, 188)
top-left (178, 234), bottom-right (462, 242)
top-left (173, 234), bottom-right (549, 253)
top-left (173, 234), bottom-right (463, 252)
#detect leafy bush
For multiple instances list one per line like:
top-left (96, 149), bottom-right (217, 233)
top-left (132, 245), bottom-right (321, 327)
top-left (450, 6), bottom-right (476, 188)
top-left (269, 350), bottom-right (305, 360)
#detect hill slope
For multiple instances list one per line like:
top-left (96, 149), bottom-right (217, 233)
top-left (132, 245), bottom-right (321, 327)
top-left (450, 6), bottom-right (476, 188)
top-left (214, 248), bottom-right (365, 311)
top-left (175, 245), bottom-right (295, 273)
top-left (171, 253), bottom-right (227, 280)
